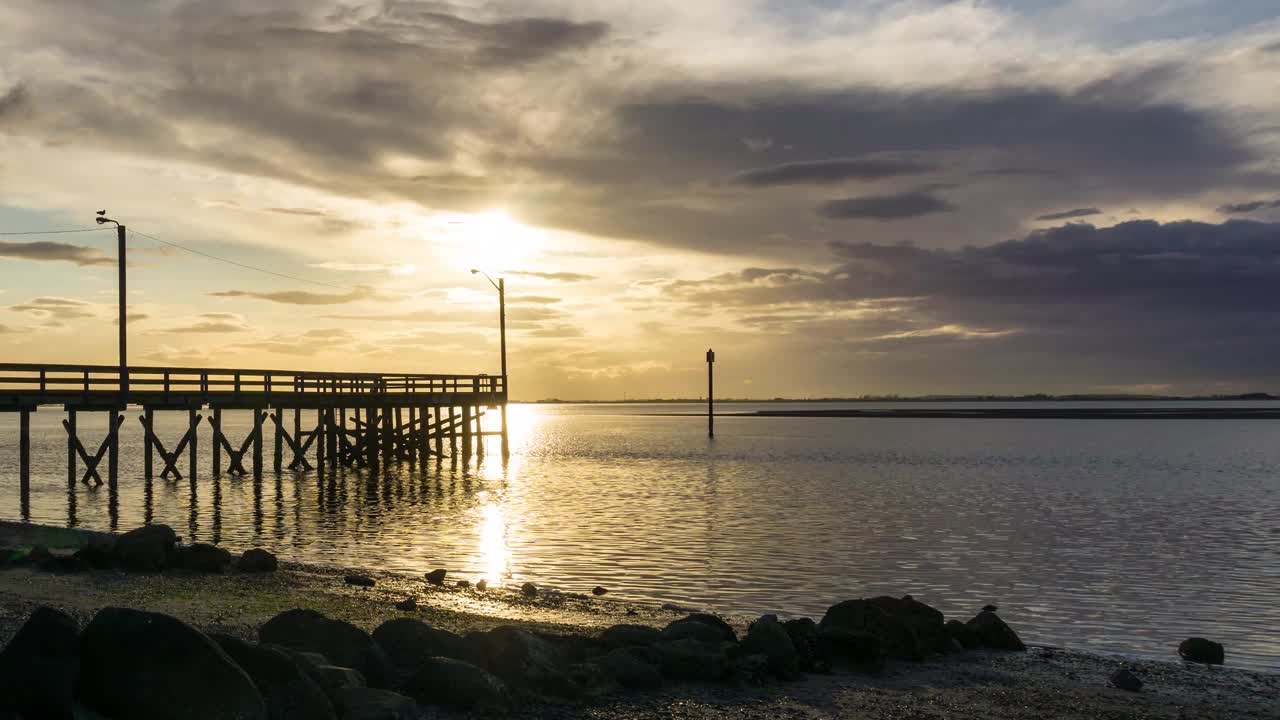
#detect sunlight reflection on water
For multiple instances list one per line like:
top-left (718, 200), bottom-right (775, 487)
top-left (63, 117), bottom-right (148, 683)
top-left (1, 402), bottom-right (1279, 671)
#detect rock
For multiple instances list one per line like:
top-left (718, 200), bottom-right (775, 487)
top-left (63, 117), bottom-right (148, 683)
top-left (113, 524), bottom-right (177, 571)
top-left (729, 652), bottom-right (770, 685)
top-left (946, 619), bottom-right (980, 649)
top-left (982, 604), bottom-right (999, 613)
top-left (596, 648), bottom-right (663, 690)
top-left (78, 607), bottom-right (265, 720)
top-left (259, 609), bottom-right (392, 688)
top-left (344, 574), bottom-right (376, 587)
top-left (404, 656), bottom-right (508, 711)
top-left (456, 579), bottom-right (472, 589)
top-left (315, 665), bottom-right (366, 698)
top-left (471, 626), bottom-right (573, 696)
top-left (1110, 667), bottom-right (1143, 692)
top-left (74, 543), bottom-right (115, 569)
top-left (965, 610), bottom-right (1026, 651)
top-left (819, 596), bottom-right (947, 661)
top-left (28, 545), bottom-right (52, 563)
top-left (332, 688), bottom-right (417, 720)
top-left (782, 618), bottom-right (823, 672)
top-left (661, 620), bottom-right (725, 645)
top-left (371, 618), bottom-right (475, 672)
top-left (475, 579), bottom-right (488, 591)
top-left (654, 638), bottom-right (729, 682)
top-left (592, 586), bottom-right (609, 596)
top-left (212, 634), bottom-right (337, 720)
top-left (238, 548), bottom-right (278, 573)
top-left (567, 662), bottom-right (620, 697)
top-left (1178, 637), bottom-right (1225, 665)
top-left (601, 624), bottom-right (662, 648)
top-left (179, 543), bottom-right (233, 573)
top-left (424, 568), bottom-right (447, 586)
top-left (739, 615), bottom-right (800, 680)
top-left (38, 550), bottom-right (88, 573)
top-left (521, 581), bottom-right (538, 597)
top-left (393, 598), bottom-right (416, 612)
top-left (815, 626), bottom-right (885, 673)
top-left (0, 606), bottom-right (80, 718)
top-left (667, 613), bottom-right (737, 643)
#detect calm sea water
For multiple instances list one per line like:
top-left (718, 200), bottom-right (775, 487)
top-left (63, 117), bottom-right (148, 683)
top-left (1, 402), bottom-right (1278, 672)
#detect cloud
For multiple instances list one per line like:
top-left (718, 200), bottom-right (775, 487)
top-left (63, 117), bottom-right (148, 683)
top-left (157, 312), bottom-right (250, 334)
top-left (1218, 199), bottom-right (1280, 214)
top-left (1035, 207), bottom-right (1103, 221)
top-left (308, 261), bottom-right (417, 275)
top-left (817, 192), bottom-right (954, 220)
top-left (510, 295), bottom-right (561, 305)
top-left (8, 296), bottom-right (96, 320)
top-left (504, 270), bottom-right (596, 282)
top-left (733, 157), bottom-right (937, 186)
top-left (0, 84), bottom-right (28, 119)
top-left (0, 240), bottom-right (114, 266)
top-left (210, 286), bottom-right (375, 305)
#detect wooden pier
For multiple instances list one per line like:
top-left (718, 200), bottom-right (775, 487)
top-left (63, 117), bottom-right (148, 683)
top-left (2, 363), bottom-right (507, 505)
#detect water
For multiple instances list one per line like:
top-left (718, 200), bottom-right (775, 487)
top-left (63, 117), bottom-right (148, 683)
top-left (1, 402), bottom-right (1278, 672)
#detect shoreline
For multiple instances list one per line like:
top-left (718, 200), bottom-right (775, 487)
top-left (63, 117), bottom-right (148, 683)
top-left (1, 522), bottom-right (1276, 719)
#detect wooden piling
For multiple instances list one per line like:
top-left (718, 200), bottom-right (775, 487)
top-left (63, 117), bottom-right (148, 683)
top-left (188, 409), bottom-right (199, 482)
top-left (212, 408), bottom-right (222, 475)
top-left (316, 408), bottom-right (326, 469)
top-left (500, 403), bottom-right (509, 457)
top-left (461, 405), bottom-right (473, 459)
top-left (326, 408), bottom-right (337, 469)
top-left (252, 410), bottom-right (264, 480)
top-left (448, 406), bottom-right (458, 455)
top-left (143, 408), bottom-right (155, 478)
top-left (66, 410), bottom-right (77, 490)
top-left (434, 407), bottom-right (443, 458)
top-left (382, 408), bottom-right (394, 465)
top-left (107, 411), bottom-right (120, 492)
top-left (19, 409), bottom-right (31, 505)
top-left (273, 409), bottom-right (284, 472)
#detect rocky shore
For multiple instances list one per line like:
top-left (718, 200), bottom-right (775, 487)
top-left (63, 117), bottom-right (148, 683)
top-left (0, 522), bottom-right (1275, 720)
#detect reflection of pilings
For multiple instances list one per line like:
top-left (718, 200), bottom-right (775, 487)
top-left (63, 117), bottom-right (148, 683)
top-left (66, 410), bottom-right (76, 491)
top-left (462, 405), bottom-right (473, 459)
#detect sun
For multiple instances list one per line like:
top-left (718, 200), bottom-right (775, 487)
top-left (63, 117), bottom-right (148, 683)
top-left (448, 209), bottom-right (543, 271)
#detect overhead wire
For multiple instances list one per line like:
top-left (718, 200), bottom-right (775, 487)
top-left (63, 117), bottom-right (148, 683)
top-left (127, 228), bottom-right (357, 291)
top-left (0, 227), bottom-right (112, 236)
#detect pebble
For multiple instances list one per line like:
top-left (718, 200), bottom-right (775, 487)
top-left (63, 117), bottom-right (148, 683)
top-left (344, 575), bottom-right (375, 587)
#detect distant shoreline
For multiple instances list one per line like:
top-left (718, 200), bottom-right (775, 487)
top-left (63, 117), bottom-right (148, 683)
top-left (638, 407), bottom-right (1280, 420)
top-left (523, 394), bottom-right (1279, 404)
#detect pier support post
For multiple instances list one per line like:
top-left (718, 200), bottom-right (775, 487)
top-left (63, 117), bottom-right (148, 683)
top-left (461, 405), bottom-right (473, 460)
top-left (212, 408), bottom-right (222, 475)
top-left (434, 407), bottom-right (443, 458)
top-left (252, 410), bottom-right (264, 480)
top-left (66, 410), bottom-right (77, 490)
top-left (382, 408), bottom-right (394, 465)
top-left (273, 409), bottom-right (284, 472)
top-left (143, 408), bottom-right (154, 479)
top-left (365, 408), bottom-right (379, 469)
top-left (107, 411), bottom-right (120, 492)
top-left (501, 403), bottom-right (509, 457)
top-left (419, 405), bottom-right (430, 465)
top-left (188, 409), bottom-right (199, 482)
top-left (448, 406), bottom-right (458, 456)
top-left (316, 408), bottom-right (326, 470)
top-left (326, 409), bottom-right (337, 469)
top-left (19, 409), bottom-right (31, 511)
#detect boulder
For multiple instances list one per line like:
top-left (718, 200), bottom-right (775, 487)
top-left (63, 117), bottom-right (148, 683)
top-left (782, 618), bottom-right (823, 672)
top-left (344, 575), bottom-right (376, 587)
top-left (815, 626), bottom-right (885, 673)
top-left (0, 606), bottom-right (80, 718)
top-left (596, 648), bottom-right (663, 690)
top-left (566, 662), bottom-right (620, 697)
top-left (666, 613), bottom-right (737, 643)
top-left (113, 524), bottom-right (177, 571)
top-left (1178, 637), bottom-right (1225, 665)
top-left (424, 569), bottom-right (447, 585)
top-left (404, 656), bottom-right (508, 711)
top-left (332, 688), bottom-right (417, 720)
top-left (259, 609), bottom-right (392, 688)
top-left (475, 579), bottom-right (488, 592)
top-left (74, 543), bottom-right (116, 570)
top-left (456, 579), bottom-right (471, 589)
top-left (945, 619), bottom-right (980, 649)
top-left (393, 598), bottom-right (416, 612)
top-left (653, 638), bottom-right (729, 682)
top-left (1110, 667), bottom-right (1143, 692)
top-left (601, 624), bottom-right (662, 648)
top-left (521, 582), bottom-right (539, 597)
top-left (739, 615), bottom-right (800, 680)
top-left (730, 652), bottom-right (770, 685)
top-left (592, 586), bottom-right (609, 596)
top-left (471, 626), bottom-right (574, 696)
top-left (78, 607), bottom-right (265, 720)
top-left (818, 596), bottom-right (947, 662)
top-left (660, 620), bottom-right (728, 645)
top-left (179, 543), bottom-right (233, 573)
top-left (371, 618), bottom-right (475, 671)
top-left (965, 610), bottom-right (1026, 651)
top-left (212, 634), bottom-right (336, 720)
top-left (315, 666), bottom-right (366, 700)
top-left (238, 548), bottom-right (278, 573)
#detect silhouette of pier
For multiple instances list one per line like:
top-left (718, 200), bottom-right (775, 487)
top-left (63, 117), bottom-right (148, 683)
top-left (2, 362), bottom-right (507, 506)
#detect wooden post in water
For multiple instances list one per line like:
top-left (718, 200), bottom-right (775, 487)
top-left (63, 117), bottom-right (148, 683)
top-left (188, 409), bottom-right (198, 482)
top-left (448, 406), bottom-right (458, 456)
top-left (107, 412), bottom-right (121, 491)
top-left (66, 410), bottom-right (77, 490)
top-left (19, 409), bottom-right (31, 504)
top-left (252, 410), bottom-right (264, 480)
top-left (706, 348), bottom-right (715, 439)
top-left (433, 407), bottom-right (443, 458)
top-left (143, 408), bottom-right (155, 479)
top-left (211, 408), bottom-right (222, 475)
top-left (461, 405), bottom-right (473, 460)
top-left (273, 410), bottom-right (284, 472)
top-left (316, 408), bottom-right (326, 470)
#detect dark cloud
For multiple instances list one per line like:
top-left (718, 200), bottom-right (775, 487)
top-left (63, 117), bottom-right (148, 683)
top-left (158, 312), bottom-right (249, 334)
top-left (504, 270), bottom-right (596, 282)
top-left (817, 192), bottom-right (953, 220)
top-left (0, 84), bottom-right (28, 119)
top-left (1035, 207), bottom-right (1103, 221)
top-left (0, 240), bottom-right (114, 266)
top-left (1218, 199), bottom-right (1280, 214)
top-left (732, 157), bottom-right (936, 186)
top-left (210, 286), bottom-right (374, 305)
top-left (404, 11), bottom-right (610, 65)
top-left (8, 297), bottom-right (96, 320)
top-left (265, 207), bottom-right (328, 217)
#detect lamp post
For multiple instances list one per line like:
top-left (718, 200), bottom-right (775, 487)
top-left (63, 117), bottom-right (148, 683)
top-left (471, 269), bottom-right (508, 454)
top-left (95, 211), bottom-right (127, 396)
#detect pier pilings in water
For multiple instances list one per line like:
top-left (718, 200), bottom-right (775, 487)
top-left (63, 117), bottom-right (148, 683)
top-left (3, 364), bottom-right (508, 520)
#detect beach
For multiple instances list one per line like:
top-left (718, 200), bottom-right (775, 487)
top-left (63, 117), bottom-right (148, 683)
top-left (0, 524), bottom-right (1275, 719)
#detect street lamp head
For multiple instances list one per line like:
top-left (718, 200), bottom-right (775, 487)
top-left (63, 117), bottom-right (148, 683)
top-left (470, 268), bottom-right (479, 274)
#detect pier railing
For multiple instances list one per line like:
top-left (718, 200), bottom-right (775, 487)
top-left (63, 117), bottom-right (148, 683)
top-left (0, 363), bottom-right (504, 407)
